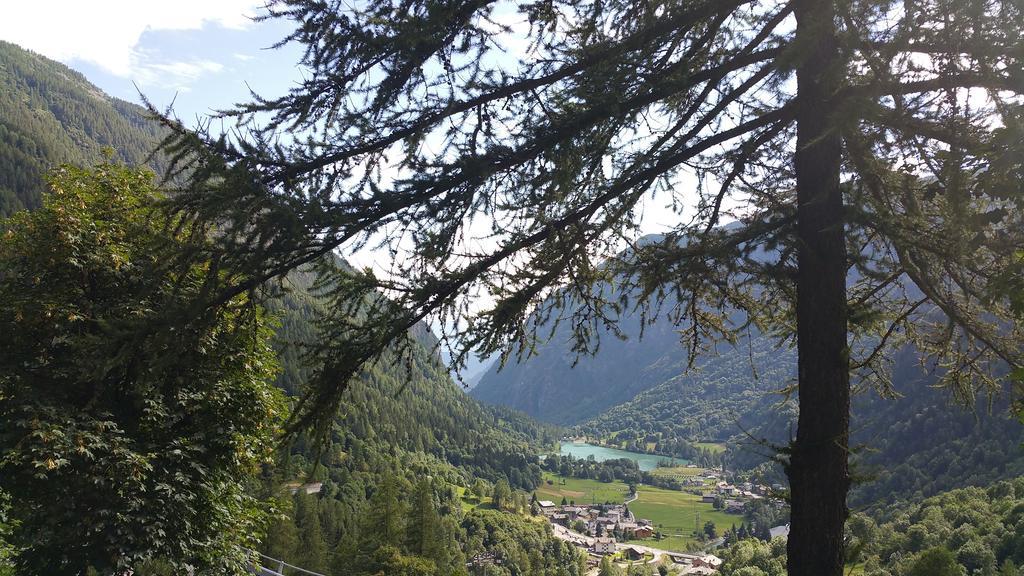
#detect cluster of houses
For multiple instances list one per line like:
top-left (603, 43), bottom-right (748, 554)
top-left (537, 500), bottom-right (655, 540)
top-left (664, 552), bottom-right (724, 575)
top-left (538, 499), bottom-right (724, 574)
top-left (700, 480), bottom-right (782, 514)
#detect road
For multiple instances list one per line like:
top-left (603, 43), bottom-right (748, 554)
top-left (550, 522), bottom-right (679, 564)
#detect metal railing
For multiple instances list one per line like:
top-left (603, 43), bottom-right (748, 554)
top-left (246, 549), bottom-right (328, 576)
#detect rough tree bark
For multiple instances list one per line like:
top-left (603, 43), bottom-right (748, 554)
top-left (787, 1), bottom-right (850, 575)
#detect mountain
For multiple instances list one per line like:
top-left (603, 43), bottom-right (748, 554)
top-left (471, 242), bottom-right (1024, 506)
top-left (472, 304), bottom-right (697, 424)
top-left (0, 41), bottom-right (557, 475)
top-left (270, 268), bottom-right (559, 488)
top-left (0, 40), bottom-right (163, 216)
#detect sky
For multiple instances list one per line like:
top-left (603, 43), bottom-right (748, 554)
top-left (0, 1), bottom-right (695, 234)
top-left (0, 1), bottom-right (304, 124)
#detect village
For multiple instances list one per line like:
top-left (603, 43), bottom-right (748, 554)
top-left (534, 469), bottom-right (790, 575)
top-left (538, 497), bottom-right (722, 574)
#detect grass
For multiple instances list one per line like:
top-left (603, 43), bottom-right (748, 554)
top-left (455, 485), bottom-right (494, 512)
top-left (693, 442), bottom-right (727, 454)
top-left (535, 473), bottom-right (632, 505)
top-left (626, 485), bottom-right (739, 552)
top-left (536, 473), bottom-right (743, 553)
top-left (649, 465), bottom-right (709, 479)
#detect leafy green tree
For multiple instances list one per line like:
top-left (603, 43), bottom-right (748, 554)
top-left (0, 163), bottom-right (285, 574)
top-left (0, 492), bottom-right (13, 576)
top-left (908, 547), bottom-right (963, 576)
top-left (599, 556), bottom-right (622, 576)
top-left (158, 1), bottom-right (1024, 574)
top-left (492, 478), bottom-right (513, 511)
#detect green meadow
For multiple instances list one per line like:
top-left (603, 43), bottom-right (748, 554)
top-left (535, 473), bottom-right (742, 552)
top-left (535, 473), bottom-right (632, 505)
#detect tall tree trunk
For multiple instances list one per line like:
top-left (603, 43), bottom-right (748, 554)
top-left (787, 1), bottom-right (850, 575)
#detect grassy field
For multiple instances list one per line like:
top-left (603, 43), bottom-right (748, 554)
top-left (626, 485), bottom-right (739, 552)
top-left (649, 465), bottom-right (709, 480)
top-left (536, 473), bottom-right (742, 552)
top-left (455, 485), bottom-right (494, 512)
top-left (535, 473), bottom-right (632, 505)
top-left (693, 442), bottom-right (727, 454)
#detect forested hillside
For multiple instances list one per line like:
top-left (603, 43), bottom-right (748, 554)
top-left (270, 268), bottom-right (559, 489)
top-left (258, 270), bottom-right (577, 575)
top-left (471, 273), bottom-right (707, 424)
top-left (473, 244), bottom-right (1024, 506)
top-left (716, 477), bottom-right (1024, 576)
top-left (0, 41), bottom-right (163, 216)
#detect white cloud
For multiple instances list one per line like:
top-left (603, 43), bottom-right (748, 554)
top-left (0, 1), bottom-right (262, 81)
top-left (131, 55), bottom-right (225, 89)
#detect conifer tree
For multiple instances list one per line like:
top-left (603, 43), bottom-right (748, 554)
top-left (406, 478), bottom-right (442, 558)
top-left (295, 494), bottom-right (329, 573)
top-left (157, 1), bottom-right (1024, 574)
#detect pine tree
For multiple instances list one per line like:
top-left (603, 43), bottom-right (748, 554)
top-left (294, 494), bottom-right (328, 573)
top-left (365, 475), bottom-right (407, 551)
top-left (261, 516), bottom-right (299, 568)
top-left (157, 1), bottom-right (1024, 574)
top-left (406, 478), bottom-right (442, 558)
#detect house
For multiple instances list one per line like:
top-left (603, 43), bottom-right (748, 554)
top-left (550, 513), bottom-right (569, 526)
top-left (724, 500), bottom-right (744, 514)
top-left (624, 546), bottom-right (644, 561)
top-left (563, 505), bottom-right (584, 518)
top-left (702, 493), bottom-right (718, 504)
top-left (693, 554), bottom-right (722, 569)
top-left (286, 482), bottom-right (323, 495)
top-left (592, 537), bottom-right (617, 555)
top-left (632, 525), bottom-right (654, 539)
top-left (769, 524), bottom-right (791, 540)
top-left (467, 552), bottom-right (500, 568)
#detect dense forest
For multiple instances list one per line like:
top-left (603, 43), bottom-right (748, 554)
top-left (0, 40), bottom-right (163, 217)
top-left (715, 478), bottom-right (1024, 576)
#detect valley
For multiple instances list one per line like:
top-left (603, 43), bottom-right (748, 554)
top-left (1, 5), bottom-right (1023, 576)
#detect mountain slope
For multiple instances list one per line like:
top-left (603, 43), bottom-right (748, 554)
top-left (472, 307), bottom-right (694, 425)
top-left (0, 40), bottom-right (163, 216)
top-left (270, 269), bottom-right (559, 488)
top-left (472, 243), bottom-right (1024, 505)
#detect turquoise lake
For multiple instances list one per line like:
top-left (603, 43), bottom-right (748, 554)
top-left (557, 441), bottom-right (684, 472)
